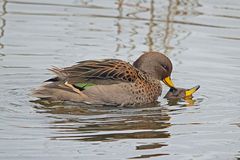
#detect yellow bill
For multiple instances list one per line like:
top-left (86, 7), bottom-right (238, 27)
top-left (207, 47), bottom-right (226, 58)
top-left (185, 85), bottom-right (200, 97)
top-left (163, 76), bottom-right (175, 88)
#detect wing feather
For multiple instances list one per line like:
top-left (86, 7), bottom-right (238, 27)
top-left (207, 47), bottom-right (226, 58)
top-left (47, 59), bottom-right (145, 85)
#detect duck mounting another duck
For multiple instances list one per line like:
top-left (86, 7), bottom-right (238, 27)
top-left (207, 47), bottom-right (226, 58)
top-left (33, 52), bottom-right (175, 106)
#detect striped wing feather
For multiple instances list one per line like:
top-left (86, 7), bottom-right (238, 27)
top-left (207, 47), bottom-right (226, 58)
top-left (51, 59), bottom-right (144, 85)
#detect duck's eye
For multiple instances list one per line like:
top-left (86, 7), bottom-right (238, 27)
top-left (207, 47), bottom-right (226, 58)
top-left (162, 65), bottom-right (168, 70)
top-left (169, 88), bottom-right (174, 92)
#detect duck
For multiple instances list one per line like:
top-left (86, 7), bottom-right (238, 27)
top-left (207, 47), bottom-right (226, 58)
top-left (164, 85), bottom-right (200, 99)
top-left (33, 51), bottom-right (176, 106)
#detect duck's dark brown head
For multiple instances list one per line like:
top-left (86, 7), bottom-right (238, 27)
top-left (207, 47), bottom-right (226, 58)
top-left (133, 51), bottom-right (174, 87)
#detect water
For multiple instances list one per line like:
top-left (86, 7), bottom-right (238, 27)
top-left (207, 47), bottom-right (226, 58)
top-left (0, 0), bottom-right (240, 159)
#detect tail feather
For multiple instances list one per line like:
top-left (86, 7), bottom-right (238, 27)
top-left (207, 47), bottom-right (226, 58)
top-left (45, 66), bottom-right (68, 82)
top-left (32, 66), bottom-right (91, 103)
top-left (44, 77), bottom-right (59, 82)
top-left (32, 83), bottom-right (88, 102)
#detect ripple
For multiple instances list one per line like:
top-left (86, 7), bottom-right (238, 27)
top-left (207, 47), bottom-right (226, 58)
top-left (129, 153), bottom-right (169, 159)
top-left (1, 0), bottom-right (240, 159)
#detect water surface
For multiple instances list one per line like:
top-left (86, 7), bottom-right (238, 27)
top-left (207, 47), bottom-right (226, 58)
top-left (0, 0), bottom-right (240, 159)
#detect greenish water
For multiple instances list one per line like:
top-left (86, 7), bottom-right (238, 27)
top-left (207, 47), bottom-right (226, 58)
top-left (0, 0), bottom-right (240, 159)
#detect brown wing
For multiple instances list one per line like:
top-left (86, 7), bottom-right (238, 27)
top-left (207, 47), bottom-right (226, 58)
top-left (48, 59), bottom-right (145, 85)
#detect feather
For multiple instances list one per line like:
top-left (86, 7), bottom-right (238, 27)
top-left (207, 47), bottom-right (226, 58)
top-left (47, 59), bottom-right (145, 85)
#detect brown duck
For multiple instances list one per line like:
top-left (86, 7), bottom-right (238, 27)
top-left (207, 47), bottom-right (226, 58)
top-left (33, 52), bottom-right (175, 106)
top-left (164, 85), bottom-right (200, 99)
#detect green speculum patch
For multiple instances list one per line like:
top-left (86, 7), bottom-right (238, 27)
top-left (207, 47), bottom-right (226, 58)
top-left (74, 83), bottom-right (95, 91)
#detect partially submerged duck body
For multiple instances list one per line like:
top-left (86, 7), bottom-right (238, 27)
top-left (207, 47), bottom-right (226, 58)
top-left (164, 85), bottom-right (200, 99)
top-left (33, 52), bottom-right (175, 106)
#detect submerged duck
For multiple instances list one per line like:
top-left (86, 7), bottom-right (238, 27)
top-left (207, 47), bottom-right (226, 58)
top-left (33, 52), bottom-right (175, 106)
top-left (164, 85), bottom-right (200, 99)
